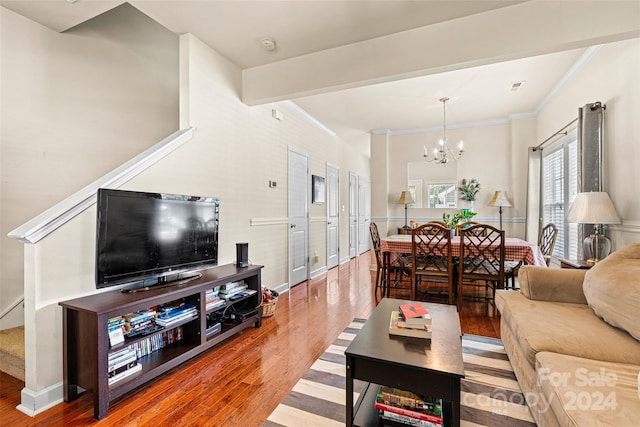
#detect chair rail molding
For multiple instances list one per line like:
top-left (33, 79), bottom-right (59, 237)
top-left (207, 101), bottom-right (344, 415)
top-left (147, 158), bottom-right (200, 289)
top-left (8, 128), bottom-right (194, 244)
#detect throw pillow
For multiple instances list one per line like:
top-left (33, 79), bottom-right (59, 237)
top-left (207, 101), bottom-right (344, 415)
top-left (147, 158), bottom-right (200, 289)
top-left (583, 243), bottom-right (640, 341)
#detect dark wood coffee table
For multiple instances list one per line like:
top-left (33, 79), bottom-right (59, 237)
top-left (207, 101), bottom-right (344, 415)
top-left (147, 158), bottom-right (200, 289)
top-left (345, 298), bottom-right (464, 427)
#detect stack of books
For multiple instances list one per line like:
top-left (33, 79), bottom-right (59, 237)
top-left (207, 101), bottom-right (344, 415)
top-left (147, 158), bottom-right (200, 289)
top-left (124, 309), bottom-right (157, 337)
top-left (388, 303), bottom-right (432, 339)
top-left (155, 303), bottom-right (198, 327)
top-left (107, 315), bottom-right (126, 347)
top-left (375, 386), bottom-right (443, 427)
top-left (219, 281), bottom-right (248, 300)
top-left (108, 345), bottom-right (142, 385)
top-left (206, 286), bottom-right (225, 311)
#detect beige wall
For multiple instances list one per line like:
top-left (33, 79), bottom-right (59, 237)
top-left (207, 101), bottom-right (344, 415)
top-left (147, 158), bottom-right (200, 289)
top-left (0, 4), bottom-right (179, 329)
top-left (372, 38), bottom-right (640, 249)
top-left (13, 29), bottom-right (370, 408)
top-left (378, 122), bottom-right (524, 238)
top-left (536, 38), bottom-right (640, 250)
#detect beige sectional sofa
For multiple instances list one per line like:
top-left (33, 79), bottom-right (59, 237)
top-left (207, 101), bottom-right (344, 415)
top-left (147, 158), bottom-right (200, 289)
top-left (496, 243), bottom-right (640, 426)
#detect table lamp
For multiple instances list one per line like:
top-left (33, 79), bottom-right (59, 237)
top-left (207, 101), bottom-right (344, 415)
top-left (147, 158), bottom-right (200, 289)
top-left (397, 191), bottom-right (415, 230)
top-left (566, 191), bottom-right (621, 264)
top-left (488, 190), bottom-right (512, 229)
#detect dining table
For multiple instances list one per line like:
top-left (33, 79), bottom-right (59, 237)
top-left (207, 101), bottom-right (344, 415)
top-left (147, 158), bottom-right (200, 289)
top-left (380, 234), bottom-right (547, 299)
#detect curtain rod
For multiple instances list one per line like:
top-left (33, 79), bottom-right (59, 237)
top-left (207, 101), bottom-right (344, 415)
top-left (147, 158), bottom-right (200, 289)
top-left (533, 102), bottom-right (606, 151)
top-left (532, 117), bottom-right (578, 151)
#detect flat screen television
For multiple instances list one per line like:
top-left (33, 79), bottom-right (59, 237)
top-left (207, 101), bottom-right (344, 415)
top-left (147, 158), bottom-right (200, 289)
top-left (96, 188), bottom-right (219, 291)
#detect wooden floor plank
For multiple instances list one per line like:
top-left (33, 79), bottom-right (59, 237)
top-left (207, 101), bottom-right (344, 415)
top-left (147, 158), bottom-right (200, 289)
top-left (0, 252), bottom-right (500, 426)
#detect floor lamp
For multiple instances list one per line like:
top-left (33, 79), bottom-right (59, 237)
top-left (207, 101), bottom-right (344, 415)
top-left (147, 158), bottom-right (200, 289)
top-left (488, 190), bottom-right (512, 230)
top-left (397, 191), bottom-right (415, 231)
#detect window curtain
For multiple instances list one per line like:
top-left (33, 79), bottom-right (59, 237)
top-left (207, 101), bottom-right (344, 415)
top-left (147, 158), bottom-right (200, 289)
top-left (525, 147), bottom-right (542, 243)
top-left (577, 102), bottom-right (606, 258)
top-left (525, 102), bottom-right (604, 253)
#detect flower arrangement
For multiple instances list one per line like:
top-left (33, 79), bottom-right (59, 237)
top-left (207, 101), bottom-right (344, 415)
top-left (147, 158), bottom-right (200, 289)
top-left (442, 210), bottom-right (477, 229)
top-left (458, 178), bottom-right (481, 201)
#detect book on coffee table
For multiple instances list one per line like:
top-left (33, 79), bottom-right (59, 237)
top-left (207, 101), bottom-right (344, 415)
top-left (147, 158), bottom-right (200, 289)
top-left (399, 302), bottom-right (432, 327)
top-left (389, 311), bottom-right (432, 339)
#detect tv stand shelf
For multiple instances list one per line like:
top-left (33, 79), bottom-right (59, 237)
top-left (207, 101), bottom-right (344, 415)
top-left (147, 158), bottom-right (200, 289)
top-left (59, 263), bottom-right (263, 420)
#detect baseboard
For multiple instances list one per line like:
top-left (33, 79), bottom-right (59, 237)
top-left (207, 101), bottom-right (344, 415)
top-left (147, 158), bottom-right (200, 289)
top-left (271, 282), bottom-right (289, 296)
top-left (310, 266), bottom-right (327, 279)
top-left (18, 382), bottom-right (63, 417)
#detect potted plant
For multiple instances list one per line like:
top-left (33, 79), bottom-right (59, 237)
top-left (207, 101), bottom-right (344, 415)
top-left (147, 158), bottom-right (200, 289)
top-left (458, 178), bottom-right (481, 210)
top-left (442, 210), bottom-right (477, 237)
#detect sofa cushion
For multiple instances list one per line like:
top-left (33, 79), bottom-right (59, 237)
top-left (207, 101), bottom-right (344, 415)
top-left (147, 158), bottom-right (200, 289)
top-left (583, 243), bottom-right (640, 341)
top-left (536, 352), bottom-right (640, 427)
top-left (496, 291), bottom-right (640, 368)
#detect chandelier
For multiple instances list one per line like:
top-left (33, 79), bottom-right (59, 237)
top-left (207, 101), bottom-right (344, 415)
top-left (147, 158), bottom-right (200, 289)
top-left (423, 97), bottom-right (464, 164)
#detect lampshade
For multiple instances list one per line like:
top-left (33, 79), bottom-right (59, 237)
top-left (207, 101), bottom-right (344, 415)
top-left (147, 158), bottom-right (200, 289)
top-left (567, 192), bottom-right (620, 264)
top-left (397, 191), bottom-right (415, 205)
top-left (488, 191), bottom-right (512, 207)
top-left (566, 192), bottom-right (621, 224)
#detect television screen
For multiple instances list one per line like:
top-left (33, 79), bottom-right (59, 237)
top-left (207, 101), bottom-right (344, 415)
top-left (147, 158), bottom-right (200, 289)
top-left (96, 188), bottom-right (219, 289)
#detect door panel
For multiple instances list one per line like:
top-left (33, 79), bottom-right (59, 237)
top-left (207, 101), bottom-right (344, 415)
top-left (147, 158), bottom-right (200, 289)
top-left (326, 163), bottom-right (339, 269)
top-left (349, 172), bottom-right (357, 258)
top-left (358, 177), bottom-right (371, 254)
top-left (288, 149), bottom-right (309, 286)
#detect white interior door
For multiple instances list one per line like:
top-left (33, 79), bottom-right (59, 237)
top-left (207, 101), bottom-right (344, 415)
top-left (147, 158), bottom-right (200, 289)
top-left (326, 163), bottom-right (339, 269)
top-left (288, 149), bottom-right (309, 286)
top-left (358, 177), bottom-right (371, 254)
top-left (349, 172), bottom-right (357, 258)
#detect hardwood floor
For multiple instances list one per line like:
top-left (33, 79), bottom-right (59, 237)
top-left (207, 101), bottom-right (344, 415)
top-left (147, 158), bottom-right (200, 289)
top-left (0, 252), bottom-right (500, 426)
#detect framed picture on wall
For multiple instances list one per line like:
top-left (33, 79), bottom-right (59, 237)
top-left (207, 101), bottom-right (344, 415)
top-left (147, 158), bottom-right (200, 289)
top-left (312, 175), bottom-right (325, 204)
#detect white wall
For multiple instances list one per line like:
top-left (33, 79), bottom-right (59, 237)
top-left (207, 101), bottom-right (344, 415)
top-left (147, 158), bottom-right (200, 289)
top-left (378, 123), bottom-right (525, 238)
top-left (372, 38), bottom-right (640, 248)
top-left (0, 4), bottom-right (179, 329)
top-left (536, 38), bottom-right (640, 250)
top-left (11, 25), bottom-right (370, 415)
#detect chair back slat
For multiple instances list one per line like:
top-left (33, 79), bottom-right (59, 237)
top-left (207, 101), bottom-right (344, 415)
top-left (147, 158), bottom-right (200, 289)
top-left (538, 223), bottom-right (559, 266)
top-left (411, 223), bottom-right (454, 304)
top-left (369, 222), bottom-right (382, 267)
top-left (459, 223), bottom-right (505, 281)
top-left (454, 221), bottom-right (486, 236)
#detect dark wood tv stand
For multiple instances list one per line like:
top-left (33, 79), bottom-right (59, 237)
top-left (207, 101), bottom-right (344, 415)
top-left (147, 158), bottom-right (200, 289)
top-left (59, 263), bottom-right (263, 419)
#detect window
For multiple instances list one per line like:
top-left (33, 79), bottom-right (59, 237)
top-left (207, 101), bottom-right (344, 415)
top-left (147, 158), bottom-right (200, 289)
top-left (426, 183), bottom-right (457, 208)
top-left (541, 133), bottom-right (578, 259)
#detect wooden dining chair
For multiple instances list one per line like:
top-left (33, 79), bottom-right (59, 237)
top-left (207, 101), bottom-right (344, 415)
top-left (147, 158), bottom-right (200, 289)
top-left (369, 222), bottom-right (409, 297)
top-left (411, 223), bottom-right (455, 305)
top-left (454, 221), bottom-right (485, 236)
top-left (457, 224), bottom-right (519, 310)
top-left (505, 223), bottom-right (558, 289)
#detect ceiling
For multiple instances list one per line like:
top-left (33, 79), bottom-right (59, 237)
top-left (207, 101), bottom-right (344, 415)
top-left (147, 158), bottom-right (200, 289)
top-left (0, 1), bottom-right (606, 144)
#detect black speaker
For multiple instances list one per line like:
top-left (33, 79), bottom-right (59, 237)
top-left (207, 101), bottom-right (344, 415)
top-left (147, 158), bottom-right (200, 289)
top-left (236, 242), bottom-right (249, 267)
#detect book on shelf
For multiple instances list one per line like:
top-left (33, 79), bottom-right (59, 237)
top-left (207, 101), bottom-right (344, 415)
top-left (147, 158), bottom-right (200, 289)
top-left (398, 303), bottom-right (432, 327)
top-left (155, 310), bottom-right (197, 327)
top-left (206, 299), bottom-right (226, 311)
top-left (108, 362), bottom-right (142, 385)
top-left (379, 410), bottom-right (442, 427)
top-left (389, 311), bottom-right (432, 339)
top-left (375, 386), bottom-right (443, 425)
top-left (108, 348), bottom-right (136, 370)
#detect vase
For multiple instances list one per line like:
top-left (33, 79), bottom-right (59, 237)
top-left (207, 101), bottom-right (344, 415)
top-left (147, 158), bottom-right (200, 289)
top-left (468, 200), bottom-right (475, 212)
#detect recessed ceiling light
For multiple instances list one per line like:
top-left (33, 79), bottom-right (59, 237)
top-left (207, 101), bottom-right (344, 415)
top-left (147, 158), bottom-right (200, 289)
top-left (260, 37), bottom-right (276, 52)
top-left (509, 81), bottom-right (526, 92)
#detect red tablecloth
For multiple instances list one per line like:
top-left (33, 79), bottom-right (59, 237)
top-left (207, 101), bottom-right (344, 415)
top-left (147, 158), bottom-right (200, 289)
top-left (381, 235), bottom-right (547, 267)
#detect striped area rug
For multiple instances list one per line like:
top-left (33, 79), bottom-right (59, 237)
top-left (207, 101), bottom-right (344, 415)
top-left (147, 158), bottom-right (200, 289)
top-left (263, 319), bottom-right (536, 427)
